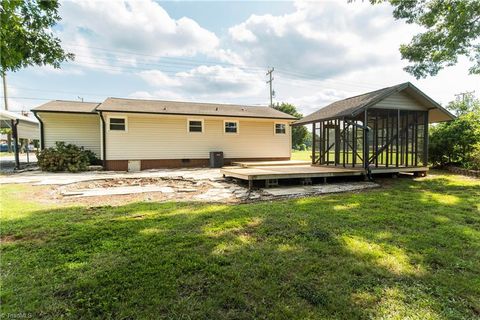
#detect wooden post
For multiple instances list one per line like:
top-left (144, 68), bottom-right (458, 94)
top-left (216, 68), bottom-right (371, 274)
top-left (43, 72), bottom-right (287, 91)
top-left (352, 121), bottom-right (356, 167)
top-left (386, 111), bottom-right (389, 168)
top-left (424, 111), bottom-right (429, 166)
top-left (396, 109), bottom-right (400, 167)
top-left (312, 122), bottom-right (316, 164)
top-left (364, 109), bottom-right (369, 169)
top-left (374, 112), bottom-right (378, 168)
top-left (320, 121), bottom-right (324, 165)
top-left (343, 118), bottom-right (346, 167)
top-left (326, 121), bottom-right (330, 164)
top-left (413, 111), bottom-right (418, 167)
top-left (335, 119), bottom-right (340, 166)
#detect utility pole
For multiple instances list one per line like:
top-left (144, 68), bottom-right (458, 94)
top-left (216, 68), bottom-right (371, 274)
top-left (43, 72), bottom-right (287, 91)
top-left (455, 90), bottom-right (475, 103)
top-left (266, 67), bottom-right (275, 107)
top-left (2, 73), bottom-right (8, 110)
top-left (2, 72), bottom-right (12, 152)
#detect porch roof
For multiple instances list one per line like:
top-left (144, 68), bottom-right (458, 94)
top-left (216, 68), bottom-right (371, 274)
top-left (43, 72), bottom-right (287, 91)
top-left (293, 82), bottom-right (455, 125)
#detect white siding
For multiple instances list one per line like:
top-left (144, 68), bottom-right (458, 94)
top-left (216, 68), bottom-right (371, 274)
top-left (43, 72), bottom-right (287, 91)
top-left (373, 91), bottom-right (429, 111)
top-left (104, 113), bottom-right (292, 160)
top-left (39, 113), bottom-right (101, 156)
top-left (17, 121), bottom-right (39, 140)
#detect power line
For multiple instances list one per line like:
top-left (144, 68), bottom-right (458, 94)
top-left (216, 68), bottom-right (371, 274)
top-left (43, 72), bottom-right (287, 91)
top-left (64, 43), bottom-right (391, 88)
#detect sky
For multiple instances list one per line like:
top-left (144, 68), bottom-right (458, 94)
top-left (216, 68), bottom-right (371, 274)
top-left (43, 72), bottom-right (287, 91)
top-left (5, 0), bottom-right (479, 117)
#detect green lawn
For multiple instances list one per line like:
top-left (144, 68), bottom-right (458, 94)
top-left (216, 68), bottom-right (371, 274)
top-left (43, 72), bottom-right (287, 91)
top-left (0, 152), bottom-right (14, 158)
top-left (1, 172), bottom-right (479, 319)
top-left (291, 149), bottom-right (312, 161)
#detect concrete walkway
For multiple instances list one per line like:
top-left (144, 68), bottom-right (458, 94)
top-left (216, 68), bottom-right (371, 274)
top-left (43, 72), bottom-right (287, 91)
top-left (0, 168), bottom-right (224, 185)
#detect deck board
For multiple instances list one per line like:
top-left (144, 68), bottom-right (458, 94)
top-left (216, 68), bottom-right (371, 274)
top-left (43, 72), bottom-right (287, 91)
top-left (231, 160), bottom-right (310, 167)
top-left (221, 165), bottom-right (365, 180)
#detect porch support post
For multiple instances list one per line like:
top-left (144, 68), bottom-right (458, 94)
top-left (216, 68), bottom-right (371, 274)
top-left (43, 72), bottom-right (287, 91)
top-left (335, 118), bottom-right (340, 166)
top-left (386, 111), bottom-right (389, 168)
top-left (396, 109), bottom-right (400, 167)
top-left (424, 111), bottom-right (429, 166)
top-left (11, 119), bottom-right (20, 170)
top-left (363, 109), bottom-right (369, 169)
top-left (312, 122), bottom-right (316, 164)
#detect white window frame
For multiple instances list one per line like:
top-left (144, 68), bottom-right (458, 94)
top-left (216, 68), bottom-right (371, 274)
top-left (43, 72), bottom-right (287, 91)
top-left (224, 120), bottom-right (239, 134)
top-left (274, 122), bottom-right (287, 135)
top-left (187, 118), bottom-right (204, 134)
top-left (108, 116), bottom-right (128, 132)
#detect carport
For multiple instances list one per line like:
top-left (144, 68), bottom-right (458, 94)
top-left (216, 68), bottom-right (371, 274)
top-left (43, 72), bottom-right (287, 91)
top-left (0, 110), bottom-right (39, 169)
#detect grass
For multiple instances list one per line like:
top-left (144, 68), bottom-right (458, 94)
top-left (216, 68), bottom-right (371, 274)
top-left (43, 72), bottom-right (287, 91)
top-left (291, 149), bottom-right (420, 166)
top-left (0, 152), bottom-right (14, 158)
top-left (291, 149), bottom-right (312, 161)
top-left (1, 172), bottom-right (479, 319)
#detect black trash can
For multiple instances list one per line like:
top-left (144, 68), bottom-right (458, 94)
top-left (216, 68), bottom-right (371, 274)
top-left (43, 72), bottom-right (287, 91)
top-left (209, 151), bottom-right (224, 168)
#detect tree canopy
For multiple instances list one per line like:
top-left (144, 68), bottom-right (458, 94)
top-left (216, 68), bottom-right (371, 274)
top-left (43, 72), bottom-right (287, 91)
top-left (0, 0), bottom-right (74, 75)
top-left (371, 0), bottom-right (480, 78)
top-left (272, 102), bottom-right (308, 149)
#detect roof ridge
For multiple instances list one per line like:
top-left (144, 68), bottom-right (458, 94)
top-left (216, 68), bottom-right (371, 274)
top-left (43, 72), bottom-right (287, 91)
top-left (53, 99), bottom-right (100, 104)
top-left (334, 82), bottom-right (409, 104)
top-left (105, 97), bottom-right (268, 108)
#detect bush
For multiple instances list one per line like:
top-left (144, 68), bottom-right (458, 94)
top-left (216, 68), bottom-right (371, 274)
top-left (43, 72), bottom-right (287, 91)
top-left (298, 144), bottom-right (307, 151)
top-left (429, 110), bottom-right (480, 168)
top-left (36, 142), bottom-right (100, 172)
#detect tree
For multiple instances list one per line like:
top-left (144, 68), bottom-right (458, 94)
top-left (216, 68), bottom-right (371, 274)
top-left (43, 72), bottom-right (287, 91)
top-left (0, 0), bottom-right (74, 75)
top-left (370, 0), bottom-right (480, 78)
top-left (273, 102), bottom-right (308, 149)
top-left (429, 95), bottom-right (480, 168)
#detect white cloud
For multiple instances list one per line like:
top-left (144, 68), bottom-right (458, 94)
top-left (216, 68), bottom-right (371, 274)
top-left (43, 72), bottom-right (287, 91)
top-left (226, 1), bottom-right (415, 79)
top-left (60, 0), bottom-right (219, 57)
top-left (137, 65), bottom-right (264, 98)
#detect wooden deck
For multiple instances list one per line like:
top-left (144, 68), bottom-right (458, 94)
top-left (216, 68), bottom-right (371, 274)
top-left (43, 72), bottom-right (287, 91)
top-left (221, 164), bottom-right (365, 181)
top-left (231, 160), bottom-right (310, 168)
top-left (222, 161), bottom-right (429, 189)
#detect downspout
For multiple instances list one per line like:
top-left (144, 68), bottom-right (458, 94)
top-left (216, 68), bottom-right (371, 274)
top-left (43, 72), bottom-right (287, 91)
top-left (99, 111), bottom-right (107, 168)
top-left (32, 111), bottom-right (44, 150)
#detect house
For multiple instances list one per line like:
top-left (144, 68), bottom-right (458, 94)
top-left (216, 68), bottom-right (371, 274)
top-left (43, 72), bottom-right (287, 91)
top-left (32, 98), bottom-right (296, 171)
top-left (293, 82), bottom-right (455, 174)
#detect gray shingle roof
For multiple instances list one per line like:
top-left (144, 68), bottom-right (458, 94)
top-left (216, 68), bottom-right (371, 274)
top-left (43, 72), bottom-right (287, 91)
top-left (32, 98), bottom-right (296, 120)
top-left (294, 82), bottom-right (455, 125)
top-left (96, 98), bottom-right (296, 120)
top-left (32, 100), bottom-right (100, 113)
top-left (294, 83), bottom-right (408, 125)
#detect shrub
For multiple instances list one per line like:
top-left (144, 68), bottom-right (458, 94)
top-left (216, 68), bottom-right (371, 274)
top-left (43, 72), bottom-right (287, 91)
top-left (429, 110), bottom-right (480, 168)
top-left (36, 142), bottom-right (99, 172)
top-left (298, 144), bottom-right (307, 151)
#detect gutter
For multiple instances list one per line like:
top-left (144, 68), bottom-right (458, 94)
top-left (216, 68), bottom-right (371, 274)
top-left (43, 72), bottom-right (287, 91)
top-left (95, 109), bottom-right (296, 121)
top-left (32, 111), bottom-right (44, 150)
top-left (99, 111), bottom-right (107, 167)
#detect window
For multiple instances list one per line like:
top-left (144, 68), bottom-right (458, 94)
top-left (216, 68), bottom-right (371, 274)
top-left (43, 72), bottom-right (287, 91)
top-left (188, 119), bottom-right (203, 133)
top-left (275, 123), bottom-right (286, 134)
top-left (224, 121), bottom-right (238, 134)
top-left (109, 117), bottom-right (126, 131)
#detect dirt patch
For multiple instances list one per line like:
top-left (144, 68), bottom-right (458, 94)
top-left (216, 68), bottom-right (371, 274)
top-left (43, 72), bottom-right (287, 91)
top-left (53, 177), bottom-right (248, 206)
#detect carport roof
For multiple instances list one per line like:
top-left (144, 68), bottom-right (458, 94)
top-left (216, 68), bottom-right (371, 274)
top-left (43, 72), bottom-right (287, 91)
top-left (0, 110), bottom-right (39, 124)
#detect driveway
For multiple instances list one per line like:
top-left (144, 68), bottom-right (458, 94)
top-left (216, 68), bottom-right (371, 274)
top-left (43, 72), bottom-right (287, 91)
top-left (0, 153), bottom-right (37, 173)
